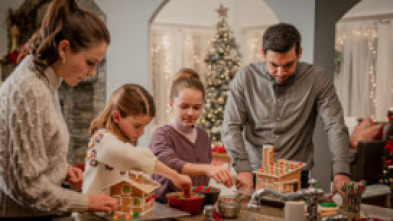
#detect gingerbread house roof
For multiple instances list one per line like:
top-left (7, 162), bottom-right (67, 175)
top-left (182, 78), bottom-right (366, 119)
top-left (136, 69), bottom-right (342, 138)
top-left (102, 175), bottom-right (160, 194)
top-left (253, 159), bottom-right (306, 178)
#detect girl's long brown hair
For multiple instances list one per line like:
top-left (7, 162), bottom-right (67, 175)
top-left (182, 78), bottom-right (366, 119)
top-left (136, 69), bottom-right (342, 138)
top-left (90, 84), bottom-right (156, 142)
top-left (21, 0), bottom-right (110, 73)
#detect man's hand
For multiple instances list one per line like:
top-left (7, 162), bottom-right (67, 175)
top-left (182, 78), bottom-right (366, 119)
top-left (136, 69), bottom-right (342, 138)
top-left (66, 165), bottom-right (84, 190)
top-left (331, 174), bottom-right (352, 196)
top-left (236, 171), bottom-right (253, 190)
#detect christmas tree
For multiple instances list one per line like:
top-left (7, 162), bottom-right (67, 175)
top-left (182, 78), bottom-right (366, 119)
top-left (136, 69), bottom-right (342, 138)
top-left (199, 4), bottom-right (242, 150)
top-left (384, 108), bottom-right (393, 185)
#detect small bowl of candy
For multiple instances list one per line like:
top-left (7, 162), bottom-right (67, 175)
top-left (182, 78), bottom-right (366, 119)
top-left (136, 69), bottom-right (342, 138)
top-left (192, 185), bottom-right (221, 206)
top-left (166, 192), bottom-right (205, 215)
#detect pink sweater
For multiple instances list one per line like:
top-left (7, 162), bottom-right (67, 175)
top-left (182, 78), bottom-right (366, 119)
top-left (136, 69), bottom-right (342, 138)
top-left (149, 125), bottom-right (212, 202)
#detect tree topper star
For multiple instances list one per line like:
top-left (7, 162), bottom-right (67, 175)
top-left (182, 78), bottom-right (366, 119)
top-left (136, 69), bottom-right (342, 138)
top-left (216, 4), bottom-right (228, 18)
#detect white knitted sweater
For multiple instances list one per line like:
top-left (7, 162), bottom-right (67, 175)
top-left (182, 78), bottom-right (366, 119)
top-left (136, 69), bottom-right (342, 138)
top-left (82, 130), bottom-right (157, 195)
top-left (0, 56), bottom-right (88, 217)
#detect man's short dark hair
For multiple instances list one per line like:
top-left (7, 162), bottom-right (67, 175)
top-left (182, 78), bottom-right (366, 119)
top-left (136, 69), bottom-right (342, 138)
top-left (262, 23), bottom-right (301, 55)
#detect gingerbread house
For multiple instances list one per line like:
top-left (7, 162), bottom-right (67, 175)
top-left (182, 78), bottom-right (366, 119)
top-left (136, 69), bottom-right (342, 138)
top-left (103, 171), bottom-right (160, 218)
top-left (253, 145), bottom-right (306, 193)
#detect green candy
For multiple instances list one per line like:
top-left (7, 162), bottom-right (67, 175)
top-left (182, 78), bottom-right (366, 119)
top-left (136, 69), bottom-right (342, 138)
top-left (319, 202), bottom-right (337, 208)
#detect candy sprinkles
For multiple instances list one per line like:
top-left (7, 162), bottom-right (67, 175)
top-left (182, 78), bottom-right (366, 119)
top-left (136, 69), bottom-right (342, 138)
top-left (110, 211), bottom-right (139, 220)
top-left (341, 181), bottom-right (367, 212)
top-left (193, 185), bottom-right (220, 193)
top-left (168, 192), bottom-right (203, 199)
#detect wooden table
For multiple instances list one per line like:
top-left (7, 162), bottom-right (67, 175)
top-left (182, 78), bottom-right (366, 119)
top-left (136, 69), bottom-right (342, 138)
top-left (175, 204), bottom-right (284, 221)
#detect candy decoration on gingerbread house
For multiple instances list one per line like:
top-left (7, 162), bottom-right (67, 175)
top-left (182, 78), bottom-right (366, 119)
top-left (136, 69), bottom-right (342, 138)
top-left (103, 171), bottom-right (160, 218)
top-left (253, 145), bottom-right (306, 193)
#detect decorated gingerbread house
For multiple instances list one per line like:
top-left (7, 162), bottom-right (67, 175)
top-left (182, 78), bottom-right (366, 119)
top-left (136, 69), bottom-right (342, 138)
top-left (253, 145), bottom-right (306, 193)
top-left (103, 171), bottom-right (160, 218)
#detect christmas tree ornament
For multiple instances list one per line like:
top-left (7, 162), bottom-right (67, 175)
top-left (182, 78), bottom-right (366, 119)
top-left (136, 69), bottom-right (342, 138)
top-left (217, 97), bottom-right (225, 104)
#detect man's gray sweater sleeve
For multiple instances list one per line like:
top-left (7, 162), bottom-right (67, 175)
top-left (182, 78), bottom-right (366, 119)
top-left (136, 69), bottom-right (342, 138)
top-left (315, 69), bottom-right (351, 175)
top-left (222, 68), bottom-right (252, 173)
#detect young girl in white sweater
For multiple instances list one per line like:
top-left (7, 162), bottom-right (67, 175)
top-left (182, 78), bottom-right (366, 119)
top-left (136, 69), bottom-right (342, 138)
top-left (82, 84), bottom-right (192, 197)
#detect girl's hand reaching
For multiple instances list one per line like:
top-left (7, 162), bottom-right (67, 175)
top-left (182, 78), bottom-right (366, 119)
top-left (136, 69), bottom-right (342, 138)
top-left (172, 173), bottom-right (192, 195)
top-left (206, 165), bottom-right (233, 188)
top-left (181, 163), bottom-right (234, 188)
top-left (153, 160), bottom-right (192, 194)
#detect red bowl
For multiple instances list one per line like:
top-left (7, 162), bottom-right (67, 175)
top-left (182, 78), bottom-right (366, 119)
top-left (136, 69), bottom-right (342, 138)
top-left (166, 192), bottom-right (205, 215)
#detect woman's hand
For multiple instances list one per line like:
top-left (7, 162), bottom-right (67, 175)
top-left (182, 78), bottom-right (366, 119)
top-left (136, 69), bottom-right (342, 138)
top-left (66, 165), bottom-right (83, 190)
top-left (88, 194), bottom-right (118, 213)
top-left (206, 165), bottom-right (234, 188)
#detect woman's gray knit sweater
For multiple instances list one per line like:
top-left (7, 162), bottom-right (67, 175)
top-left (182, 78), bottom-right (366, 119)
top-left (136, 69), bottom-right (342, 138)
top-left (0, 56), bottom-right (88, 217)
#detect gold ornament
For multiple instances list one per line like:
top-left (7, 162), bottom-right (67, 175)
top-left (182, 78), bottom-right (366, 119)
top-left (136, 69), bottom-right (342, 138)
top-left (218, 97), bottom-right (225, 104)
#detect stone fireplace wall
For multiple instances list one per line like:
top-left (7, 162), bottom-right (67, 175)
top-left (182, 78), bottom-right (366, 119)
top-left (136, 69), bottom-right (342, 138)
top-left (1, 0), bottom-right (107, 165)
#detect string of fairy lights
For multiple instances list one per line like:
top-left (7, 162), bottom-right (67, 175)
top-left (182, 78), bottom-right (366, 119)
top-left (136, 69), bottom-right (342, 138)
top-left (150, 28), bottom-right (215, 124)
top-left (150, 32), bottom-right (174, 122)
top-left (162, 34), bottom-right (173, 117)
top-left (335, 24), bottom-right (379, 119)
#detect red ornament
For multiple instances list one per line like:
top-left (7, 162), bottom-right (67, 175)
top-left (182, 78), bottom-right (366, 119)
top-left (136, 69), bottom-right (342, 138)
top-left (6, 43), bottom-right (25, 65)
top-left (75, 164), bottom-right (85, 171)
top-left (212, 144), bottom-right (226, 153)
top-left (212, 144), bottom-right (219, 153)
top-left (7, 49), bottom-right (19, 65)
top-left (218, 145), bottom-right (225, 153)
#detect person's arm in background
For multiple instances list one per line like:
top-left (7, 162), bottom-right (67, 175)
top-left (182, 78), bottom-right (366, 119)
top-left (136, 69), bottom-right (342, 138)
top-left (315, 69), bottom-right (351, 195)
top-left (152, 161), bottom-right (192, 193)
top-left (93, 132), bottom-right (192, 192)
top-left (181, 164), bottom-right (233, 187)
top-left (350, 117), bottom-right (383, 149)
top-left (222, 68), bottom-right (253, 190)
top-left (149, 128), bottom-right (233, 188)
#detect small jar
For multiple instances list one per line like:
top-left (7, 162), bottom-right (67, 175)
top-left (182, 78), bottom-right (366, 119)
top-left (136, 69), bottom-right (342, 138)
top-left (203, 205), bottom-right (214, 221)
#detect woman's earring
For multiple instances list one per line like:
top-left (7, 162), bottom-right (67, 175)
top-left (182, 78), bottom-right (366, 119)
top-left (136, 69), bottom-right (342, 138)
top-left (62, 57), bottom-right (66, 64)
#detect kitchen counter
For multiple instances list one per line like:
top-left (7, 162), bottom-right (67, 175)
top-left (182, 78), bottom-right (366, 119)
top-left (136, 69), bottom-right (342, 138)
top-left (54, 202), bottom-right (285, 221)
top-left (175, 204), bottom-right (284, 221)
top-left (55, 200), bottom-right (393, 221)
top-left (55, 192), bottom-right (393, 221)
top-left (55, 202), bottom-right (393, 221)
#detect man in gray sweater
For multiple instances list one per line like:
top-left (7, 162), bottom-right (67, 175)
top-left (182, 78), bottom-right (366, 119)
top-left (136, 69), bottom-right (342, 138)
top-left (222, 23), bottom-right (351, 192)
